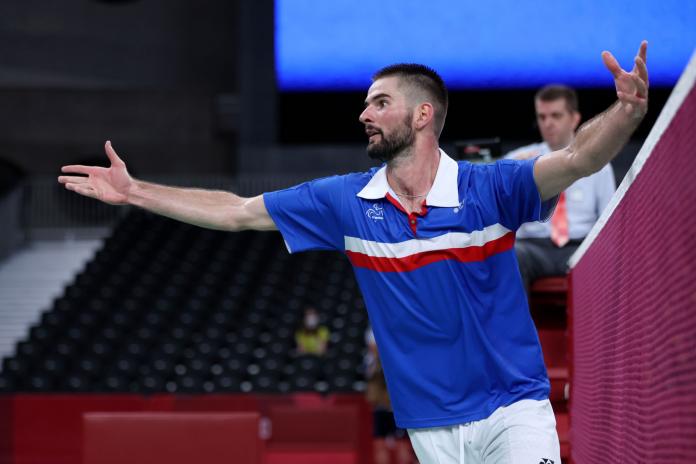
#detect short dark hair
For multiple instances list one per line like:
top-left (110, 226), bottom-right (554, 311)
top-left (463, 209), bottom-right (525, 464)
top-left (535, 84), bottom-right (579, 113)
top-left (373, 63), bottom-right (449, 137)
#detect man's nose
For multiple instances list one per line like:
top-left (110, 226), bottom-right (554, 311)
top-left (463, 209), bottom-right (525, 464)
top-left (359, 107), bottom-right (372, 124)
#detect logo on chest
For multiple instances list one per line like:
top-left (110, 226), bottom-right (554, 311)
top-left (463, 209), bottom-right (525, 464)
top-left (366, 203), bottom-right (384, 221)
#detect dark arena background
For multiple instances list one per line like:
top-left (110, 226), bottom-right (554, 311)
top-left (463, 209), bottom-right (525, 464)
top-left (0, 1), bottom-right (694, 463)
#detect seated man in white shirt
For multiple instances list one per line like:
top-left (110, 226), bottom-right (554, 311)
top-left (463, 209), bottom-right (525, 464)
top-left (507, 85), bottom-right (616, 290)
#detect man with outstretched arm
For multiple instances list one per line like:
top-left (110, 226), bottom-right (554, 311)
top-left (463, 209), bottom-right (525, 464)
top-left (59, 42), bottom-right (648, 464)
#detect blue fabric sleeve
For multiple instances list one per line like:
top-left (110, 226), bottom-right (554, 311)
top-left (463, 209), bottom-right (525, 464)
top-left (492, 158), bottom-right (557, 230)
top-left (263, 175), bottom-right (345, 253)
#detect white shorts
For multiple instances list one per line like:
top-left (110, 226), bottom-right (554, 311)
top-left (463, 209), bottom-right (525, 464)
top-left (407, 399), bottom-right (560, 464)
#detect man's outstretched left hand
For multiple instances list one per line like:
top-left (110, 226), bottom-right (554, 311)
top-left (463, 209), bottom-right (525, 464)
top-left (602, 40), bottom-right (649, 120)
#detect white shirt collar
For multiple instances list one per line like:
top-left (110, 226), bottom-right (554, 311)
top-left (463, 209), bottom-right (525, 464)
top-left (356, 149), bottom-right (460, 207)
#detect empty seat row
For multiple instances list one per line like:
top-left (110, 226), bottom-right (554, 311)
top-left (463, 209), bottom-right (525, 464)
top-left (0, 210), bottom-right (369, 394)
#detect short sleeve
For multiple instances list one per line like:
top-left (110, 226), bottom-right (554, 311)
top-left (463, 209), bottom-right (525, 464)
top-left (263, 175), bottom-right (345, 253)
top-left (492, 158), bottom-right (557, 230)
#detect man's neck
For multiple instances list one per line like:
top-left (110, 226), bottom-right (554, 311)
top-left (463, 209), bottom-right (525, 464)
top-left (385, 139), bottom-right (440, 210)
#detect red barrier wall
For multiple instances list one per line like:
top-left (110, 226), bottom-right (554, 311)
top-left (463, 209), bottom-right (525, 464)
top-left (83, 412), bottom-right (261, 464)
top-left (0, 393), bottom-right (372, 464)
top-left (0, 396), bottom-right (12, 464)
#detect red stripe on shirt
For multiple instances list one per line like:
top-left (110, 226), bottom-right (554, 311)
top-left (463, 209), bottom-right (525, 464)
top-left (346, 231), bottom-right (515, 272)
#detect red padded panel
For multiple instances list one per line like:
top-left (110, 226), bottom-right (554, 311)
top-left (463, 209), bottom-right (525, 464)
top-left (0, 396), bottom-right (12, 464)
top-left (14, 394), bottom-right (148, 464)
top-left (547, 367), bottom-right (569, 404)
top-left (556, 411), bottom-right (569, 458)
top-left (4, 393), bottom-right (373, 464)
top-left (265, 450), bottom-right (357, 464)
top-left (82, 412), bottom-right (261, 464)
top-left (537, 329), bottom-right (567, 368)
top-left (267, 405), bottom-right (359, 448)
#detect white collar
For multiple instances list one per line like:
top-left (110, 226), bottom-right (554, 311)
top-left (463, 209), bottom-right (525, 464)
top-left (356, 149), bottom-right (460, 207)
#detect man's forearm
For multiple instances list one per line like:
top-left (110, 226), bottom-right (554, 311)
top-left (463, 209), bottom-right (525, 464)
top-left (532, 42), bottom-right (647, 200)
top-left (570, 101), bottom-right (643, 176)
top-left (127, 180), bottom-right (247, 231)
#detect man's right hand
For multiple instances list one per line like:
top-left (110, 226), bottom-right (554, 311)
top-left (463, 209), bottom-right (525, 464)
top-left (58, 141), bottom-right (132, 205)
top-left (58, 140), bottom-right (276, 232)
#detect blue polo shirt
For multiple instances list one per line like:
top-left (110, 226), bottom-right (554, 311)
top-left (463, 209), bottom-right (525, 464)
top-left (263, 150), bottom-right (554, 429)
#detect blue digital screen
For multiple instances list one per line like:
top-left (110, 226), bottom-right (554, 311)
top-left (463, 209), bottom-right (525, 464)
top-left (276, 0), bottom-right (696, 90)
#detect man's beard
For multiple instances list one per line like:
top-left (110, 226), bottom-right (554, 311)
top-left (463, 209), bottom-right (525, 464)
top-left (366, 113), bottom-right (415, 162)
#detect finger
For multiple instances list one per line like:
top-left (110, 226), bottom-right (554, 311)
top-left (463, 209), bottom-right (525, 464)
top-left (61, 164), bottom-right (98, 175)
top-left (602, 51), bottom-right (623, 78)
top-left (638, 40), bottom-right (647, 65)
top-left (634, 56), bottom-right (649, 89)
top-left (631, 66), bottom-right (649, 97)
top-left (630, 40), bottom-right (649, 73)
top-left (65, 182), bottom-right (97, 198)
top-left (105, 140), bottom-right (125, 167)
top-left (57, 175), bottom-right (90, 184)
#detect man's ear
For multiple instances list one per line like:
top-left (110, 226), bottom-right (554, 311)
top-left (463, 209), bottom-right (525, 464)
top-left (415, 102), bottom-right (434, 130)
top-left (572, 111), bottom-right (582, 130)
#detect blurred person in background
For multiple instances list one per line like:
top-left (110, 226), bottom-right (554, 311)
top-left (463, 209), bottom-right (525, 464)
top-left (295, 306), bottom-right (329, 355)
top-left (506, 85), bottom-right (616, 291)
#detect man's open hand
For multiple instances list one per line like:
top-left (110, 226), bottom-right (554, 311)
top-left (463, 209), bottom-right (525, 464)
top-left (58, 141), bottom-right (132, 205)
top-left (602, 40), bottom-right (649, 119)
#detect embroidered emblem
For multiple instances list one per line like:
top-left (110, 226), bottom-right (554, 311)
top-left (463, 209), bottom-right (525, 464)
top-left (366, 203), bottom-right (384, 221)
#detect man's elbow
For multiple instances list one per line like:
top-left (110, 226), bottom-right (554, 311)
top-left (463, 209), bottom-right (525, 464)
top-left (222, 205), bottom-right (274, 232)
top-left (213, 205), bottom-right (247, 232)
top-left (567, 148), bottom-right (603, 179)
